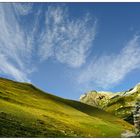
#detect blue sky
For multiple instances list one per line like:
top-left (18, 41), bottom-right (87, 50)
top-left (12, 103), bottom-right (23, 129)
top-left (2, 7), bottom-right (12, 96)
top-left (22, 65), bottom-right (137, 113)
top-left (1, 3), bottom-right (140, 100)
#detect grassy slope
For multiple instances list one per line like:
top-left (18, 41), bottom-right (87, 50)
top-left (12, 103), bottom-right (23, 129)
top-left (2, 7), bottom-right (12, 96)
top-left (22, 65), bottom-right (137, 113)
top-left (0, 78), bottom-right (133, 138)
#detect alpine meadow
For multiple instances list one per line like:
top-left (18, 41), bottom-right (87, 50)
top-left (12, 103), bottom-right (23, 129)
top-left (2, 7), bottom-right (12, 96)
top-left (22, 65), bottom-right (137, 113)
top-left (0, 2), bottom-right (140, 138)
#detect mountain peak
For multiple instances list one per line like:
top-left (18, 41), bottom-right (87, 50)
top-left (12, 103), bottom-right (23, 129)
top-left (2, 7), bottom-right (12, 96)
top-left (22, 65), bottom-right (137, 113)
top-left (80, 83), bottom-right (140, 125)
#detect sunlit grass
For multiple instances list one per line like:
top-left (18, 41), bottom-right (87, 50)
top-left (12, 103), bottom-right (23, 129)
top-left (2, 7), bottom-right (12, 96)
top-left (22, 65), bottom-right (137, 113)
top-left (0, 78), bottom-right (134, 137)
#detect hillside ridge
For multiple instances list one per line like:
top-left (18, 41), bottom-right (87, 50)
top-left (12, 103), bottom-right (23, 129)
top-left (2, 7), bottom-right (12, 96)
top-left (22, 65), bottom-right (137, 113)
top-left (0, 77), bottom-right (133, 137)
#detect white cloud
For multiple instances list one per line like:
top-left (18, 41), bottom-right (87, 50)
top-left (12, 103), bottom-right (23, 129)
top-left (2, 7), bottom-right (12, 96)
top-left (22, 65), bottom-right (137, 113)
top-left (12, 3), bottom-right (33, 16)
top-left (0, 3), bottom-right (34, 82)
top-left (39, 6), bottom-right (97, 68)
top-left (0, 54), bottom-right (29, 82)
top-left (1, 3), bottom-right (139, 89)
top-left (77, 35), bottom-right (140, 89)
top-left (0, 4), bottom-right (97, 82)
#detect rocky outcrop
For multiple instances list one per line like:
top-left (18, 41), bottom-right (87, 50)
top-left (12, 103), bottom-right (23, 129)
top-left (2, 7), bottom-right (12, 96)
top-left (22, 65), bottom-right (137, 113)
top-left (133, 100), bottom-right (140, 137)
top-left (80, 90), bottom-right (114, 109)
top-left (121, 99), bottom-right (140, 138)
top-left (80, 83), bottom-right (140, 124)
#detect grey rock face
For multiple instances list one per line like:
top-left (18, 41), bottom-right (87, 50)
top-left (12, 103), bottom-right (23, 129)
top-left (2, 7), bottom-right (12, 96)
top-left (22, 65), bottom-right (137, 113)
top-left (133, 100), bottom-right (140, 137)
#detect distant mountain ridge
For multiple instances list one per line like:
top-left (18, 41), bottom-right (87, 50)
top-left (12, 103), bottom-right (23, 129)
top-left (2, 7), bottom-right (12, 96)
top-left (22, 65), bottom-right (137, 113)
top-left (80, 83), bottom-right (140, 124)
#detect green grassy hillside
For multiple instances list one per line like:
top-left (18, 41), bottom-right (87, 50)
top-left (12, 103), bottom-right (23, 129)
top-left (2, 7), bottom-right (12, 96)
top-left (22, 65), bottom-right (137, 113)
top-left (0, 78), bottom-right (133, 138)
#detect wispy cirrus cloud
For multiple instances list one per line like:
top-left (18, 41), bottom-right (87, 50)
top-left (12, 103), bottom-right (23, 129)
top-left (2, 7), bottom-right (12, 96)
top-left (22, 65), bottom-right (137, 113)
top-left (0, 54), bottom-right (29, 81)
top-left (2, 3), bottom-right (139, 90)
top-left (0, 4), bottom-right (97, 82)
top-left (39, 6), bottom-right (97, 68)
top-left (0, 3), bottom-right (34, 82)
top-left (77, 35), bottom-right (140, 89)
top-left (12, 3), bottom-right (33, 16)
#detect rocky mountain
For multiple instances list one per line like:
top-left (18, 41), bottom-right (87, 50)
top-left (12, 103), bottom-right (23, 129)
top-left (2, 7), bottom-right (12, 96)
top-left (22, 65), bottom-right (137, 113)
top-left (80, 90), bottom-right (114, 109)
top-left (80, 83), bottom-right (140, 125)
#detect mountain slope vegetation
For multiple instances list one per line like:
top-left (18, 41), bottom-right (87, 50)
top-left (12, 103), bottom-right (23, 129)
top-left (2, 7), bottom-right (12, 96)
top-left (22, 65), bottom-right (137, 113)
top-left (0, 78), bottom-right (133, 137)
top-left (80, 84), bottom-right (140, 125)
